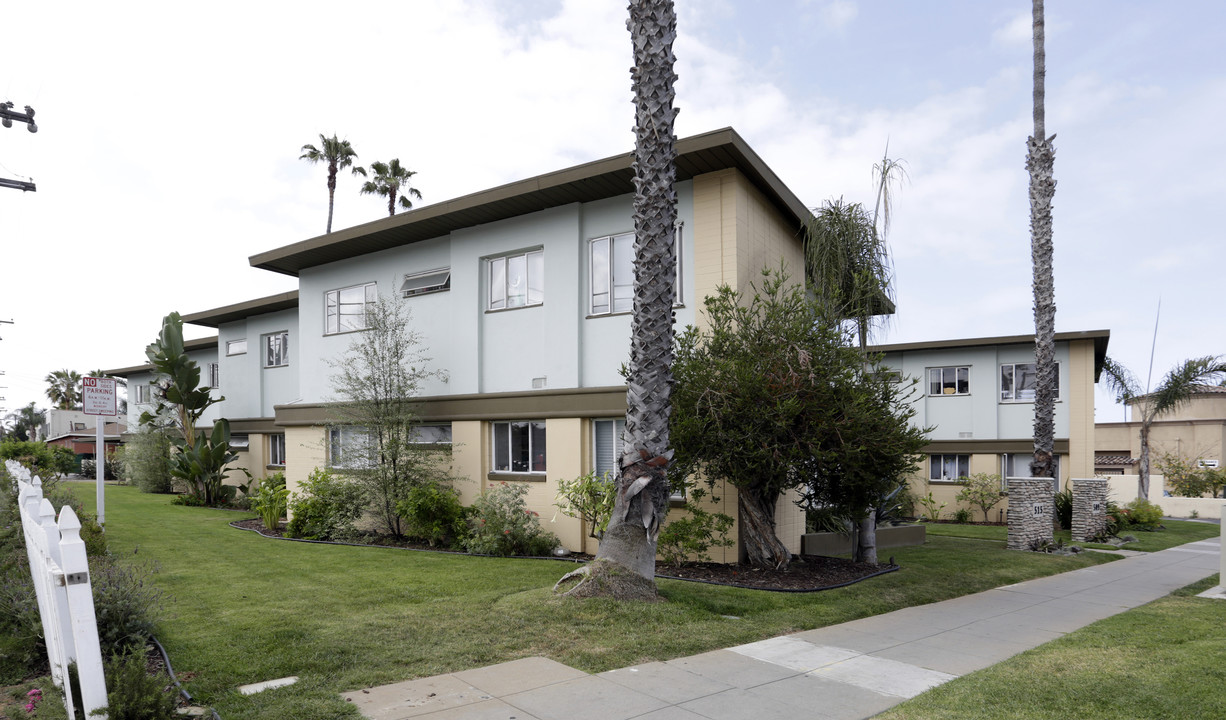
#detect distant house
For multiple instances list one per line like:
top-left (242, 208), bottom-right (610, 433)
top-left (874, 330), bottom-right (1110, 519)
top-left (106, 335), bottom-right (222, 429)
top-left (42, 409), bottom-right (127, 464)
top-left (1097, 383), bottom-right (1226, 476)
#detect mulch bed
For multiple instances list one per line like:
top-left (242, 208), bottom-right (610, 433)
top-left (230, 518), bottom-right (898, 592)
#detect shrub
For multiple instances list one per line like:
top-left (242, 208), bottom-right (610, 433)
top-left (121, 429), bottom-right (174, 494)
top-left (464, 483), bottom-right (559, 557)
top-left (91, 552), bottom-right (166, 656)
top-left (81, 455), bottom-right (121, 481)
top-left (396, 481), bottom-right (467, 548)
top-left (285, 467), bottom-right (366, 541)
top-left (956, 473), bottom-right (1005, 523)
top-left (553, 471), bottom-right (616, 539)
top-left (657, 488), bottom-right (734, 568)
top-left (1054, 487), bottom-right (1073, 530)
top-left (101, 648), bottom-right (180, 720)
top-left (252, 472), bottom-right (289, 531)
top-left (952, 507), bottom-right (973, 524)
top-left (1122, 498), bottom-right (1165, 531)
top-left (48, 445), bottom-right (79, 478)
top-left (0, 440), bottom-right (59, 479)
top-left (916, 491), bottom-right (946, 521)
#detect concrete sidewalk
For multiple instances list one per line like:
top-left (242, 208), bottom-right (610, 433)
top-left (341, 537), bottom-right (1221, 720)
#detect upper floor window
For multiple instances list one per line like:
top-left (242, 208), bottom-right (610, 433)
top-left (207, 362), bottom-right (220, 388)
top-left (134, 384), bottom-right (151, 404)
top-left (325, 282), bottom-right (377, 334)
top-left (492, 420), bottom-right (546, 473)
top-left (488, 250), bottom-right (543, 310)
top-left (264, 331), bottom-right (289, 368)
top-left (929, 454), bottom-right (969, 482)
top-left (1000, 362), bottom-right (1059, 402)
top-left (402, 268), bottom-right (451, 298)
top-left (589, 225), bottom-right (682, 315)
top-left (226, 339), bottom-right (247, 356)
top-left (928, 366), bottom-right (969, 396)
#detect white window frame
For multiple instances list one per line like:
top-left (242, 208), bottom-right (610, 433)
top-left (229, 434), bottom-right (250, 450)
top-left (325, 282), bottom-right (377, 335)
top-left (226, 339), bottom-right (247, 356)
top-left (264, 331), bottom-right (289, 368)
top-left (269, 434), bottom-right (286, 467)
top-left (592, 418), bottom-right (625, 480)
top-left (402, 268), bottom-right (451, 298)
top-left (589, 224), bottom-right (683, 316)
top-left (928, 366), bottom-right (970, 396)
top-left (1001, 453), bottom-right (1061, 491)
top-left (491, 420), bottom-right (547, 474)
top-left (329, 426), bottom-right (372, 469)
top-left (929, 454), bottom-right (970, 482)
top-left (134, 384), bottom-right (151, 404)
top-left (207, 362), bottom-right (220, 389)
top-left (487, 250), bottom-right (544, 310)
top-left (1000, 362), bottom-right (1059, 403)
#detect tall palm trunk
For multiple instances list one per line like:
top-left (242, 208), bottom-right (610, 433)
top-left (1029, 0), bottom-right (1058, 480)
top-left (326, 162), bottom-right (338, 233)
top-left (591, 0), bottom-right (680, 583)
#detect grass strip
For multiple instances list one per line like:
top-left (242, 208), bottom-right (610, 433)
top-left (878, 574), bottom-right (1226, 720)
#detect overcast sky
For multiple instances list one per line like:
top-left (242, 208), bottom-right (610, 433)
top-left (2, 1), bottom-right (1222, 424)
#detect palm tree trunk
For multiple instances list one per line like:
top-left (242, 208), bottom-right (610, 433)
top-left (585, 0), bottom-right (679, 587)
top-left (1029, 0), bottom-right (1057, 480)
top-left (857, 515), bottom-right (878, 564)
top-left (327, 162), bottom-right (338, 234)
top-left (1138, 424), bottom-right (1151, 499)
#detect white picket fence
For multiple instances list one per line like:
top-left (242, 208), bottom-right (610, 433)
top-left (7, 460), bottom-right (108, 719)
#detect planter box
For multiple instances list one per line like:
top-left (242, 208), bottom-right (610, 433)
top-left (801, 524), bottom-right (926, 556)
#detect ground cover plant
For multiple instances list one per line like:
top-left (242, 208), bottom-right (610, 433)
top-left (56, 484), bottom-right (1127, 720)
top-left (878, 574), bottom-right (1226, 720)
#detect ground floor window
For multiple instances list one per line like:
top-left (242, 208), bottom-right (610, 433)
top-left (329, 426), bottom-right (371, 468)
top-left (1001, 453), bottom-right (1060, 491)
top-left (929, 454), bottom-right (969, 482)
top-left (411, 424), bottom-right (453, 444)
top-left (492, 421), bottom-right (546, 473)
top-left (592, 418), bottom-right (624, 479)
top-left (269, 434), bottom-right (286, 466)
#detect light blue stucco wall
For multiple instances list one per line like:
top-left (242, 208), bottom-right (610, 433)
top-left (293, 182), bottom-right (695, 404)
top-left (881, 340), bottom-right (1071, 441)
top-left (124, 346), bottom-right (222, 428)
top-left (214, 309), bottom-right (300, 418)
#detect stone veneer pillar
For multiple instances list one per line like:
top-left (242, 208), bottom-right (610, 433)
top-left (1071, 478), bottom-right (1109, 542)
top-left (1007, 479), bottom-right (1055, 550)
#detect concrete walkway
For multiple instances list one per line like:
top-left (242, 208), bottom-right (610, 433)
top-left (341, 537), bottom-right (1221, 720)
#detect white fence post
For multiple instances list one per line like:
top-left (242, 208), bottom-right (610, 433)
top-left (8, 461), bottom-right (109, 719)
top-left (59, 505), bottom-right (108, 718)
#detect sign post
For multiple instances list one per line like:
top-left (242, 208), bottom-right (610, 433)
top-left (82, 377), bottom-right (117, 526)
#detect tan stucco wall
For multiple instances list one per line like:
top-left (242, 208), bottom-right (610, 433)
top-left (284, 425), bottom-right (327, 501)
top-left (1067, 339), bottom-right (1096, 479)
top-left (1097, 419), bottom-right (1226, 468)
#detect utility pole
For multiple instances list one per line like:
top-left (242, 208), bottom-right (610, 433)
top-left (1, 101), bottom-right (38, 192)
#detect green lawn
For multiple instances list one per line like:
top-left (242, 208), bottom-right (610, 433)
top-left (878, 575), bottom-right (1226, 720)
top-left (73, 485), bottom-right (1122, 720)
top-left (921, 519), bottom-right (1219, 552)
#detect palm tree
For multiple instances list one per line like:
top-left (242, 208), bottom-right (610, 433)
top-left (1102, 356), bottom-right (1226, 499)
top-left (3, 402), bottom-right (45, 441)
top-left (556, 0), bottom-right (678, 599)
top-left (1028, 0), bottom-right (1058, 480)
top-left (360, 159), bottom-right (422, 217)
top-left (300, 134), bottom-right (366, 234)
top-left (44, 368), bottom-right (83, 410)
top-left (803, 199), bottom-right (893, 352)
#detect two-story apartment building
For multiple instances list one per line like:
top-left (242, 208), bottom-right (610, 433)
top-left (109, 128), bottom-right (814, 559)
top-left (874, 330), bottom-right (1109, 517)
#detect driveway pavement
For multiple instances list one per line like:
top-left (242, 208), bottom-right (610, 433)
top-left (341, 536), bottom-right (1221, 720)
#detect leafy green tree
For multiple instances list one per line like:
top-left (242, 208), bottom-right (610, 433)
top-left (956, 473), bottom-right (1006, 522)
top-left (44, 368), bottom-right (83, 410)
top-left (359, 159), bottom-right (421, 217)
top-left (300, 134), bottom-right (365, 234)
top-left (672, 270), bottom-right (927, 568)
top-left (557, 0), bottom-right (680, 600)
top-left (1028, 0), bottom-right (1058, 481)
top-left (140, 312), bottom-right (236, 505)
top-left (1103, 356), bottom-right (1226, 498)
top-left (328, 293), bottom-right (450, 538)
top-left (2, 402), bottom-right (44, 442)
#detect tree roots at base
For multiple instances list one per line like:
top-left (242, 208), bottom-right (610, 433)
top-left (553, 558), bottom-right (660, 601)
